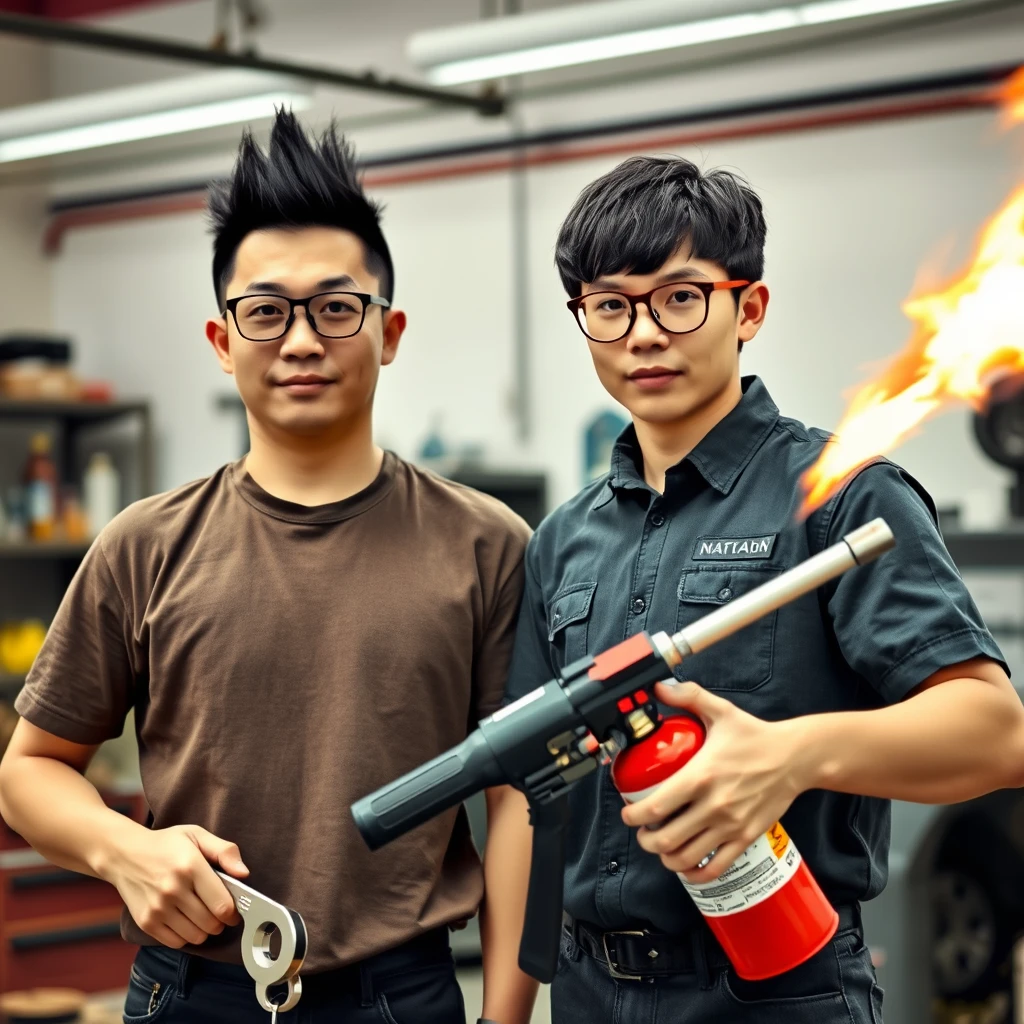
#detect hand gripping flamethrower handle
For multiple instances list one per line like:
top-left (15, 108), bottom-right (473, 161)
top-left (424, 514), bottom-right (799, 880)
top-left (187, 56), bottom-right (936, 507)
top-left (215, 871), bottom-right (307, 1013)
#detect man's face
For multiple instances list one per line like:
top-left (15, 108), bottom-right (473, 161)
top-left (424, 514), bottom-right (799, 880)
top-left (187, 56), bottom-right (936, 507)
top-left (206, 226), bottom-right (404, 440)
top-left (578, 244), bottom-right (766, 427)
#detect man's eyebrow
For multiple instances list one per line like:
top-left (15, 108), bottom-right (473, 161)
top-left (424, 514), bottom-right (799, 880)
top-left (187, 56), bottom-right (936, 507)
top-left (242, 274), bottom-right (359, 295)
top-left (590, 267), bottom-right (711, 290)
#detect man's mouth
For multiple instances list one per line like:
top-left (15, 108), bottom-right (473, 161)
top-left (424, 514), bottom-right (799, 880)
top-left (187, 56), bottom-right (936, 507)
top-left (627, 366), bottom-right (683, 390)
top-left (276, 374), bottom-right (334, 395)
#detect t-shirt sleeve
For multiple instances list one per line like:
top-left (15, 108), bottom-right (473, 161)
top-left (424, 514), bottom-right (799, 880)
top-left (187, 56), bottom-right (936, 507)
top-left (14, 537), bottom-right (137, 745)
top-left (471, 524), bottom-right (531, 723)
top-left (503, 537), bottom-right (557, 704)
top-left (818, 459), bottom-right (1005, 704)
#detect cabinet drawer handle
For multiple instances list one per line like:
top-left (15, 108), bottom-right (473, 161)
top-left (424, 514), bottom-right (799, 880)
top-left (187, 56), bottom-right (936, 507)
top-left (11, 869), bottom-right (88, 889)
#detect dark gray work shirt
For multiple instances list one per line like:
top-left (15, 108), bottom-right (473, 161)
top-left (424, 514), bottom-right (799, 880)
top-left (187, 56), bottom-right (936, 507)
top-left (505, 375), bottom-right (1005, 935)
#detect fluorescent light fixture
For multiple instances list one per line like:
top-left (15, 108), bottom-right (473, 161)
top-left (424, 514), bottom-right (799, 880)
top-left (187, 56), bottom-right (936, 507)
top-left (0, 71), bottom-right (311, 164)
top-left (408, 0), bottom-right (972, 85)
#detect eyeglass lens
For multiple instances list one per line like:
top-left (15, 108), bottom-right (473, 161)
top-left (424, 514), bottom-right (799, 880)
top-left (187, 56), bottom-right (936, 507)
top-left (233, 293), bottom-right (367, 341)
top-left (575, 283), bottom-right (711, 342)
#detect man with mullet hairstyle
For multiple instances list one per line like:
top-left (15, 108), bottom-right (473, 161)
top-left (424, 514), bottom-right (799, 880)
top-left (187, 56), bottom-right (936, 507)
top-left (0, 111), bottom-right (538, 1024)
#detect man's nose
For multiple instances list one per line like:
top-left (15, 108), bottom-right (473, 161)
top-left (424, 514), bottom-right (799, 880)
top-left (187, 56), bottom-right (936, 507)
top-left (625, 303), bottom-right (669, 352)
top-left (279, 307), bottom-right (326, 359)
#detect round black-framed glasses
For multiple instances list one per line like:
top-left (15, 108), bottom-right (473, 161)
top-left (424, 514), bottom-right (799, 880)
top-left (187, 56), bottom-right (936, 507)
top-left (567, 279), bottom-right (750, 343)
top-left (224, 291), bottom-right (391, 342)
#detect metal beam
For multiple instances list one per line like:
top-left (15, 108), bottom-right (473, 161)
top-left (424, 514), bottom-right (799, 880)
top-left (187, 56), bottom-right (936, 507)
top-left (0, 11), bottom-right (505, 116)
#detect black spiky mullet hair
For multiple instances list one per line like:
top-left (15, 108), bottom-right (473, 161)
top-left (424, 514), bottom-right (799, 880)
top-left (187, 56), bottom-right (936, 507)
top-left (207, 109), bottom-right (393, 309)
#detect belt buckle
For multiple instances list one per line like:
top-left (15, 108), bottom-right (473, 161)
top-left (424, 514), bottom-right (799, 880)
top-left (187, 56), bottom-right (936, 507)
top-left (601, 930), bottom-right (647, 981)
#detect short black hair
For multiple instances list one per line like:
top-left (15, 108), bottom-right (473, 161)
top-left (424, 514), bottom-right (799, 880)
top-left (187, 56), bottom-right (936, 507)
top-left (208, 109), bottom-right (393, 308)
top-left (555, 155), bottom-right (765, 297)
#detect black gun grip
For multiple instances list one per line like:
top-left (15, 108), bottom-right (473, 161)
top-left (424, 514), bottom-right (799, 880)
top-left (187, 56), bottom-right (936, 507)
top-left (518, 796), bottom-right (570, 983)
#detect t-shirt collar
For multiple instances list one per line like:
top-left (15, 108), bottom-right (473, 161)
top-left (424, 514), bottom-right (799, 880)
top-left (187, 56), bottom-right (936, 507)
top-left (608, 375), bottom-right (780, 497)
top-left (230, 450), bottom-right (397, 524)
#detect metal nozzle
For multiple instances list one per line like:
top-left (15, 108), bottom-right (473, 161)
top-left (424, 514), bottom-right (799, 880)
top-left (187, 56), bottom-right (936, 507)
top-left (842, 517), bottom-right (895, 565)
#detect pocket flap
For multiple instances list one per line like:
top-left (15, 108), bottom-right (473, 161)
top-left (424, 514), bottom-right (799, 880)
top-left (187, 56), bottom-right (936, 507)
top-left (547, 582), bottom-right (597, 641)
top-left (678, 567), bottom-right (780, 605)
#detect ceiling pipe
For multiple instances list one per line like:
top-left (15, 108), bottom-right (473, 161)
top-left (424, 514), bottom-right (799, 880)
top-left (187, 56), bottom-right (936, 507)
top-left (0, 10), bottom-right (505, 116)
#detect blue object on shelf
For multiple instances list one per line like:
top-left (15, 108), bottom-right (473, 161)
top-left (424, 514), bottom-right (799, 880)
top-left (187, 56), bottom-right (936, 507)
top-left (583, 410), bottom-right (629, 485)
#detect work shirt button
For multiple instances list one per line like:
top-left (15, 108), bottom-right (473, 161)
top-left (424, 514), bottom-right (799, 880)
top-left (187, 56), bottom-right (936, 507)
top-left (651, 513), bottom-right (665, 527)
top-left (607, 861), bottom-right (620, 874)
top-left (632, 597), bottom-right (646, 614)
top-left (718, 587), bottom-right (733, 601)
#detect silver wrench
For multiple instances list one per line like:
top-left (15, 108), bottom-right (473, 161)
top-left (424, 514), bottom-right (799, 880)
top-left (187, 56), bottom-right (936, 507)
top-left (216, 871), bottom-right (307, 1014)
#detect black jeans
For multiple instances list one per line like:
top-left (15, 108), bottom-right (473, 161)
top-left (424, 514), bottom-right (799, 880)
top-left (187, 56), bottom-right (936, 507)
top-left (122, 928), bottom-right (466, 1024)
top-left (551, 915), bottom-right (885, 1024)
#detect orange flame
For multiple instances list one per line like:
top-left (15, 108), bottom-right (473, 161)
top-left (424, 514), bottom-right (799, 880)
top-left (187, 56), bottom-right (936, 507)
top-left (798, 71), bottom-right (1024, 518)
top-left (997, 66), bottom-right (1024, 127)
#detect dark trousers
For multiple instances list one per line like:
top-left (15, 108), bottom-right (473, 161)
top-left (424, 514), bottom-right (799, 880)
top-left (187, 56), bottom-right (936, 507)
top-left (552, 909), bottom-right (885, 1024)
top-left (122, 928), bottom-right (466, 1024)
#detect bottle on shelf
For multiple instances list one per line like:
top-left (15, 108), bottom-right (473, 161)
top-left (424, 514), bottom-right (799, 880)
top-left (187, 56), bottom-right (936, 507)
top-left (22, 433), bottom-right (57, 542)
top-left (84, 452), bottom-right (120, 537)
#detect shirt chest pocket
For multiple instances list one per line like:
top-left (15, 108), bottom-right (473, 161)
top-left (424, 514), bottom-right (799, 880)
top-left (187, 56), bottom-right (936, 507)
top-left (547, 581), bottom-right (597, 669)
top-left (676, 567), bottom-right (781, 692)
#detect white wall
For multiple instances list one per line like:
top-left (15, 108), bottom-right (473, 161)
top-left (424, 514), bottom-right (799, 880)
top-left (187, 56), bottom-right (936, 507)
top-left (52, 102), bottom-right (1024, 514)
top-left (0, 35), bottom-right (51, 335)
top-left (41, 0), bottom-right (1024, 516)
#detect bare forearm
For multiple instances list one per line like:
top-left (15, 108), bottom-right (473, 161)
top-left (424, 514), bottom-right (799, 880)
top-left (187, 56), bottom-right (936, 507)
top-left (0, 754), bottom-right (142, 879)
top-left (480, 786), bottom-right (539, 1024)
top-left (792, 678), bottom-right (1024, 804)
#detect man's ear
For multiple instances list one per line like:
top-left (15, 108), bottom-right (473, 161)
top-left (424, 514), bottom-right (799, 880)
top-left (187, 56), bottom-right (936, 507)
top-left (380, 309), bottom-right (407, 367)
top-left (206, 317), bottom-right (234, 375)
top-left (737, 282), bottom-right (769, 345)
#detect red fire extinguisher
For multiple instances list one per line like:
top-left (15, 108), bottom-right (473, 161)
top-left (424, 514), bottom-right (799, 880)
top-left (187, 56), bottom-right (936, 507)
top-left (611, 708), bottom-right (838, 980)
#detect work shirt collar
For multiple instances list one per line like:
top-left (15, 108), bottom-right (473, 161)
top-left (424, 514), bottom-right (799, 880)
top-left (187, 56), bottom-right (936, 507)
top-left (607, 375), bottom-right (780, 498)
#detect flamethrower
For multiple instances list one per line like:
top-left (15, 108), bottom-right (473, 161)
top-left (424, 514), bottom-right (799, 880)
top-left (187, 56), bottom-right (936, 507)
top-left (351, 518), bottom-right (895, 982)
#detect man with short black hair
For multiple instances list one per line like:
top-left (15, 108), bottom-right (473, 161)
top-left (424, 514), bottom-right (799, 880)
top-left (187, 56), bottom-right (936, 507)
top-left (0, 112), bottom-right (537, 1023)
top-left (489, 154), bottom-right (1024, 1022)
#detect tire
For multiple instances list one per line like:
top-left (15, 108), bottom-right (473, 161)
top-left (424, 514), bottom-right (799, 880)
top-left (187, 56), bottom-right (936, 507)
top-left (930, 868), bottom-right (1003, 999)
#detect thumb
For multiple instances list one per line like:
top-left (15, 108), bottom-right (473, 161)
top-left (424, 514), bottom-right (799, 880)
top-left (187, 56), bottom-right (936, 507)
top-left (654, 680), bottom-right (728, 723)
top-left (187, 827), bottom-right (249, 877)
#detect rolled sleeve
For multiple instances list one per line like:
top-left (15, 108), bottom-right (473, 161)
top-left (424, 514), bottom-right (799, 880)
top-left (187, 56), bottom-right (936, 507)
top-left (504, 537), bottom-right (556, 704)
top-left (818, 460), bottom-right (1005, 704)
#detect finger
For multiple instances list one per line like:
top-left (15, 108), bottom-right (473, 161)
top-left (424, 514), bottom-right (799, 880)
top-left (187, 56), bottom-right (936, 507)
top-left (654, 827), bottom-right (730, 874)
top-left (635, 805), bottom-right (716, 858)
top-left (187, 827), bottom-right (248, 877)
top-left (162, 907), bottom-right (211, 947)
top-left (678, 838), bottom-right (748, 883)
top-left (654, 681), bottom-right (729, 722)
top-left (192, 861), bottom-right (242, 927)
top-left (136, 917), bottom-right (190, 950)
top-left (622, 768), bottom-right (703, 827)
top-left (176, 888), bottom-right (228, 936)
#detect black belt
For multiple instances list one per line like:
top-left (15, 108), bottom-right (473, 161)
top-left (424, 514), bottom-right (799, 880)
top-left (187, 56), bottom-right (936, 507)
top-left (564, 904), bottom-right (860, 981)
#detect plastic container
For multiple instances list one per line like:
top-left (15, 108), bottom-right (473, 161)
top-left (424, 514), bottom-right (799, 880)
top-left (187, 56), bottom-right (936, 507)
top-left (83, 453), bottom-right (120, 537)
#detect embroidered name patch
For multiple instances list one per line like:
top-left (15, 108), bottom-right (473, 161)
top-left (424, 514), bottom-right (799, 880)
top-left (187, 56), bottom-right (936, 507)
top-left (693, 535), bottom-right (777, 560)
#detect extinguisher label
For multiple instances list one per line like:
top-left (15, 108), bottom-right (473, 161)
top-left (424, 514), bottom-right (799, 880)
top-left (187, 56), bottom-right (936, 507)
top-left (680, 822), bottom-right (802, 917)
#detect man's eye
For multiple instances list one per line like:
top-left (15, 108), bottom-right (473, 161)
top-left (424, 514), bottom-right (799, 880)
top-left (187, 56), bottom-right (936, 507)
top-left (252, 304), bottom-right (285, 317)
top-left (667, 289), bottom-right (699, 305)
top-left (597, 298), bottom-right (627, 313)
top-left (322, 301), bottom-right (357, 315)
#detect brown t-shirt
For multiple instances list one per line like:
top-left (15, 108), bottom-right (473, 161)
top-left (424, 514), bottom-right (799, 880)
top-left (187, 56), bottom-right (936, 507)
top-left (15, 453), bottom-right (531, 973)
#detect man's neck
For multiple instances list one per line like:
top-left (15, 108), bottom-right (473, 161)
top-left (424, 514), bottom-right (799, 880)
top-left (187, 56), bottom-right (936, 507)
top-left (243, 415), bottom-right (383, 506)
top-left (634, 377), bottom-right (743, 493)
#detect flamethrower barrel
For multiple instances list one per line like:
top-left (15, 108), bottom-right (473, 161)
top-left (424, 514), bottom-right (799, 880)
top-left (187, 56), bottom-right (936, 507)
top-left (672, 518), bottom-right (894, 658)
